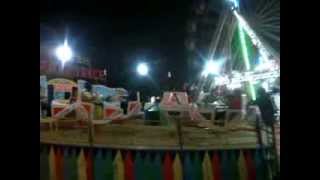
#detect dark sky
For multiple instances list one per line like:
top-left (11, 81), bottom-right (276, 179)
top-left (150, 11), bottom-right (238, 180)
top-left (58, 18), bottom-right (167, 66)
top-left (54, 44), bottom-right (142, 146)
top-left (40, 0), bottom-right (194, 93)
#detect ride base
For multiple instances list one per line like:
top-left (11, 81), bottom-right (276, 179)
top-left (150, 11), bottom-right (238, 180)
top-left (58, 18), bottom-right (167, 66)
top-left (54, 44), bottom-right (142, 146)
top-left (40, 119), bottom-right (269, 150)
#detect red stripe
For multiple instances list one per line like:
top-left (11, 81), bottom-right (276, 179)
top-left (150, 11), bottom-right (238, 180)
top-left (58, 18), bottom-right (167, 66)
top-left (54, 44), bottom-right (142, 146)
top-left (53, 108), bottom-right (64, 116)
top-left (244, 151), bottom-right (256, 180)
top-left (163, 153), bottom-right (173, 180)
top-left (55, 147), bottom-right (64, 180)
top-left (85, 150), bottom-right (94, 180)
top-left (212, 152), bottom-right (221, 180)
top-left (125, 151), bottom-right (134, 180)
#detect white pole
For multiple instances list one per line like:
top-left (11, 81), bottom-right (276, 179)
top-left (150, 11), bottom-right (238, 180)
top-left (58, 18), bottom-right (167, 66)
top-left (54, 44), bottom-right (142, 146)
top-left (77, 80), bottom-right (82, 102)
top-left (241, 93), bottom-right (247, 120)
top-left (137, 91), bottom-right (141, 103)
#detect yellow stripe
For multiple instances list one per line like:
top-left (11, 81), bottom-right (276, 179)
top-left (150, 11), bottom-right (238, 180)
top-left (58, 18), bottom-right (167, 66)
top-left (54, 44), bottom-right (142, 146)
top-left (113, 150), bottom-right (124, 180)
top-left (202, 152), bottom-right (213, 180)
top-left (238, 151), bottom-right (248, 180)
top-left (173, 153), bottom-right (183, 180)
top-left (78, 149), bottom-right (87, 180)
top-left (49, 147), bottom-right (56, 180)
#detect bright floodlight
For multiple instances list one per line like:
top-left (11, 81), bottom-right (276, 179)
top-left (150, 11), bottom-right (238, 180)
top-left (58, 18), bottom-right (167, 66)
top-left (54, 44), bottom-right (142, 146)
top-left (202, 60), bottom-right (221, 76)
top-left (137, 63), bottom-right (149, 76)
top-left (55, 39), bottom-right (73, 66)
top-left (226, 0), bottom-right (239, 8)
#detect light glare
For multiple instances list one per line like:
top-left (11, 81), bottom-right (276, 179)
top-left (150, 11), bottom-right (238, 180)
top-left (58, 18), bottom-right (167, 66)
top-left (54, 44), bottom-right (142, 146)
top-left (249, 81), bottom-right (256, 101)
top-left (137, 63), bottom-right (149, 76)
top-left (55, 40), bottom-right (73, 66)
top-left (227, 0), bottom-right (239, 8)
top-left (239, 23), bottom-right (251, 70)
top-left (202, 60), bottom-right (221, 76)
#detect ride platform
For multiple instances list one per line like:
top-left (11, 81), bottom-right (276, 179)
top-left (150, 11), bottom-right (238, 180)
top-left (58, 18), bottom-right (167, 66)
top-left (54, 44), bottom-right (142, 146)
top-left (40, 119), bottom-right (269, 150)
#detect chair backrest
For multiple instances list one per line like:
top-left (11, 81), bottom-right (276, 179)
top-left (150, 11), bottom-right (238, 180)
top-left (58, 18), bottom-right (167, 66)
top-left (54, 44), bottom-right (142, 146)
top-left (51, 102), bottom-right (93, 121)
top-left (81, 102), bottom-right (94, 120)
top-left (160, 91), bottom-right (189, 107)
top-left (103, 104), bottom-right (123, 119)
top-left (127, 101), bottom-right (142, 115)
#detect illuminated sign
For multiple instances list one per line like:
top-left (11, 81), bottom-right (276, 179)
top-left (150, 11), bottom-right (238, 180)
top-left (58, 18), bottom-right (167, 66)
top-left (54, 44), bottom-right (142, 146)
top-left (40, 60), bottom-right (106, 80)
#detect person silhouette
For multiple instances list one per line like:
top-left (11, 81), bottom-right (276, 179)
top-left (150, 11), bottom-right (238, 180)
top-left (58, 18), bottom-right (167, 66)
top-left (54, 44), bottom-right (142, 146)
top-left (255, 87), bottom-right (276, 126)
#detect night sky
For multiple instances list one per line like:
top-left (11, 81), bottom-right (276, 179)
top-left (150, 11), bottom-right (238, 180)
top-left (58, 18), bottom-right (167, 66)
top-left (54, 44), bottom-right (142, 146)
top-left (40, 0), bottom-right (194, 96)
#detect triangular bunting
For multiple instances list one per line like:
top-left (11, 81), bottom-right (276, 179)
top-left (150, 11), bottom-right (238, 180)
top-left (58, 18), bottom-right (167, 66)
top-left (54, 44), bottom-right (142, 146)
top-left (85, 150), bottom-right (94, 180)
top-left (134, 152), bottom-right (144, 180)
top-left (105, 150), bottom-right (114, 179)
top-left (113, 150), bottom-right (124, 180)
top-left (144, 153), bottom-right (154, 180)
top-left (153, 153), bottom-right (163, 180)
top-left (78, 149), bottom-right (88, 180)
top-left (183, 152), bottom-right (194, 180)
top-left (63, 148), bottom-right (78, 180)
top-left (194, 152), bottom-right (203, 180)
top-left (94, 150), bottom-right (105, 180)
top-left (221, 151), bottom-right (229, 180)
top-left (254, 150), bottom-right (270, 180)
top-left (124, 151), bottom-right (134, 180)
top-left (229, 150), bottom-right (239, 180)
top-left (49, 147), bottom-right (56, 180)
top-left (212, 152), bottom-right (222, 180)
top-left (40, 148), bottom-right (50, 180)
top-left (202, 152), bottom-right (213, 180)
top-left (245, 151), bottom-right (256, 180)
top-left (55, 147), bottom-right (63, 180)
top-left (239, 150), bottom-right (248, 180)
top-left (173, 153), bottom-right (183, 180)
top-left (163, 152), bottom-right (173, 180)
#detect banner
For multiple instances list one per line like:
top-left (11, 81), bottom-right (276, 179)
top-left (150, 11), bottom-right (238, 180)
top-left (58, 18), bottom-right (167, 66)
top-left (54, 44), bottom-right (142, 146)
top-left (40, 61), bottom-right (106, 80)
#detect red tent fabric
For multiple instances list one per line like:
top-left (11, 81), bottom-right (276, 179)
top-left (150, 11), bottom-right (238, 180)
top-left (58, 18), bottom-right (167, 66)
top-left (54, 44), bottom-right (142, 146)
top-left (245, 151), bottom-right (256, 180)
top-left (212, 152), bottom-right (221, 180)
top-left (85, 150), bottom-right (94, 180)
top-left (124, 151), bottom-right (134, 180)
top-left (163, 153), bottom-right (174, 180)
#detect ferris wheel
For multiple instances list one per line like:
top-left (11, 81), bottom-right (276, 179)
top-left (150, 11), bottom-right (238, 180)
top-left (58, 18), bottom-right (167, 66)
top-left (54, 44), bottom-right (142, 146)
top-left (194, 0), bottom-right (280, 101)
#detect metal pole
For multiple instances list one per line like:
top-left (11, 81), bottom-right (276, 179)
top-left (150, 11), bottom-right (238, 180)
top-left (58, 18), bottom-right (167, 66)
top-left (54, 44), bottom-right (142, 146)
top-left (241, 94), bottom-right (247, 120)
top-left (137, 91), bottom-right (141, 103)
top-left (271, 123), bottom-right (280, 174)
top-left (87, 112), bottom-right (94, 180)
top-left (88, 112), bottom-right (94, 146)
top-left (173, 93), bottom-right (184, 153)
